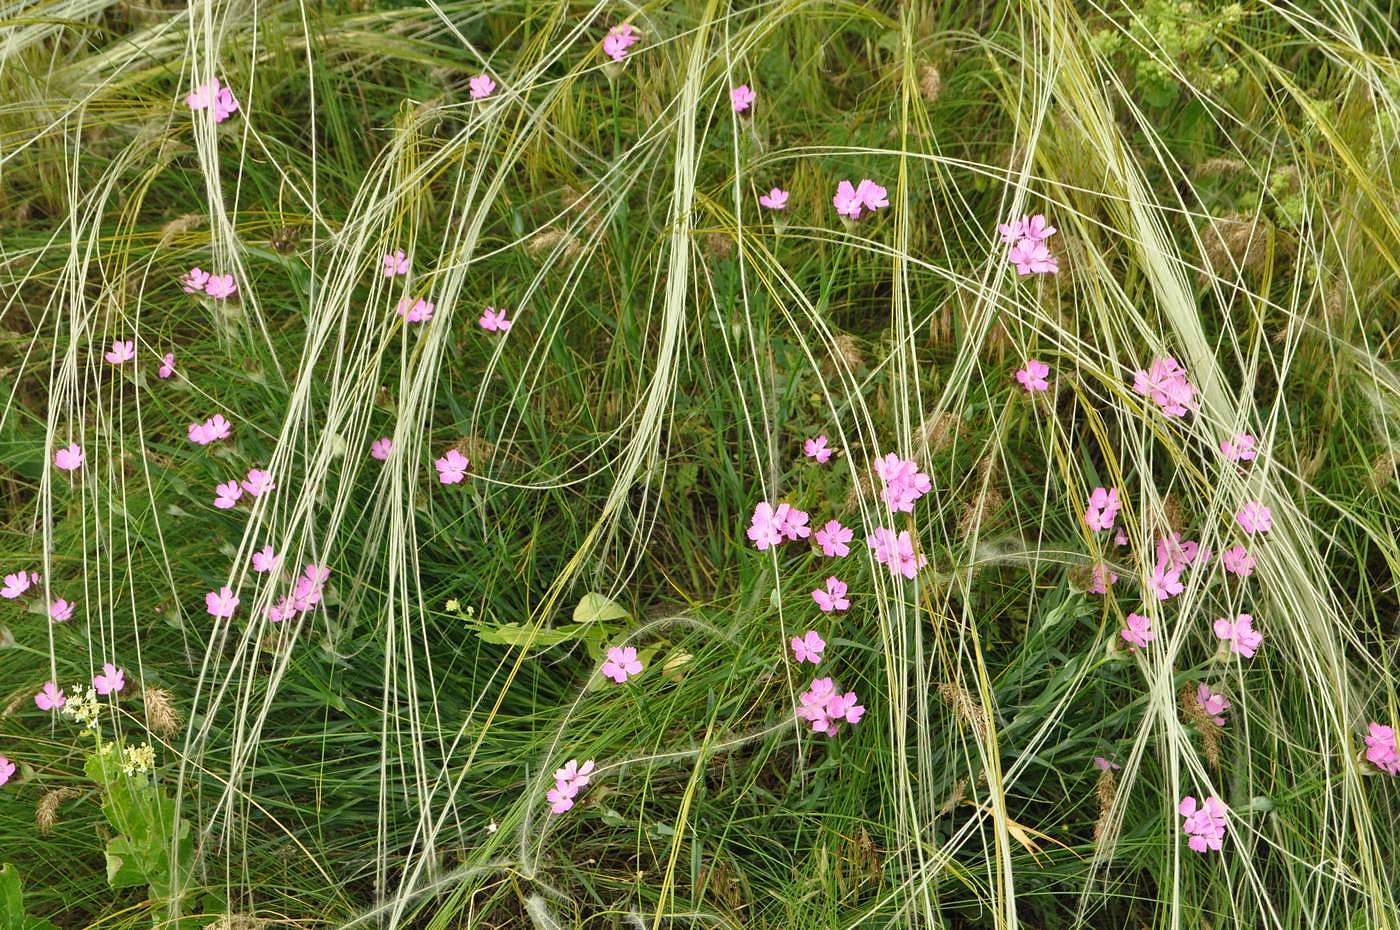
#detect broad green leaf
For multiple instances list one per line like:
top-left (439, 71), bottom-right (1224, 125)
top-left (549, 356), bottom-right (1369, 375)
top-left (477, 622), bottom-right (589, 648)
top-left (573, 592), bottom-right (630, 625)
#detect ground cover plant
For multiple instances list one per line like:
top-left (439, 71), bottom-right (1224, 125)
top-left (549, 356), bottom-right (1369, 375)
top-left (0, 0), bottom-right (1398, 927)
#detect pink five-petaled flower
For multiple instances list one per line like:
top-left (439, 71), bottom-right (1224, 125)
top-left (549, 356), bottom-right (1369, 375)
top-left (370, 437), bottom-right (393, 460)
top-left (874, 453), bottom-right (931, 513)
top-left (811, 576), bottom-right (850, 613)
top-left (53, 443), bottom-right (83, 472)
top-left (1120, 612), bottom-right (1155, 649)
top-left (1195, 682), bottom-right (1230, 726)
top-left (242, 468), bottom-right (275, 498)
top-left (832, 179), bottom-right (889, 220)
top-left (1178, 795), bottom-right (1228, 853)
top-left (205, 274), bottom-right (237, 299)
top-left (602, 23), bottom-right (640, 61)
top-left (49, 598), bottom-right (75, 622)
top-left (1084, 486), bottom-right (1121, 532)
top-left (1220, 544), bottom-right (1255, 578)
top-left (35, 681), bottom-right (66, 711)
top-left (93, 663), bottom-right (125, 696)
top-left (213, 479), bottom-right (243, 509)
top-left (1015, 359), bottom-right (1050, 393)
top-left (104, 340), bottom-right (135, 365)
top-left (797, 677), bottom-right (864, 735)
top-left (1364, 723), bottom-right (1400, 775)
top-left (181, 267), bottom-right (210, 293)
top-left (479, 307), bottom-right (512, 331)
top-left (187, 79), bottom-right (239, 122)
top-left (1093, 756), bottom-right (1122, 771)
top-left (2, 572), bottom-right (32, 599)
top-left (1148, 558), bottom-right (1184, 601)
top-left (435, 449), bottom-right (469, 484)
top-left (759, 187), bottom-right (789, 210)
top-left (382, 249), bottom-right (409, 276)
top-left (1155, 533), bottom-right (1202, 572)
top-left (251, 545), bottom-right (280, 573)
top-left (747, 501), bottom-right (783, 550)
top-left (803, 435), bottom-right (834, 464)
top-left (730, 84), bottom-right (755, 112)
top-left (997, 214), bottom-right (1056, 245)
top-left (1213, 613), bottom-right (1263, 659)
top-left (1235, 501), bottom-right (1273, 534)
top-left (1132, 357), bottom-right (1198, 417)
top-left (469, 74), bottom-right (497, 99)
top-left (1087, 564), bottom-right (1117, 595)
top-left (1007, 237), bottom-right (1059, 275)
top-left (158, 352), bottom-right (176, 379)
top-left (188, 414), bottom-right (232, 445)
top-left (396, 297), bottom-right (435, 323)
top-left (790, 630), bottom-right (825, 664)
top-left (815, 519), bottom-right (853, 558)
top-left (601, 646), bottom-right (643, 684)
top-left (777, 504), bottom-right (810, 541)
top-left (547, 758), bottom-right (595, 815)
top-left (1220, 432), bottom-right (1258, 462)
top-left (867, 527), bottom-right (926, 579)
top-left (0, 755), bottom-right (13, 786)
top-left (205, 586), bottom-right (239, 619)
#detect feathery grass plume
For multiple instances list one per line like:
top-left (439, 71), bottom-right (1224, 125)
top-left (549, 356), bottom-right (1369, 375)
top-left (957, 454), bottom-right (1003, 541)
top-left (920, 410), bottom-right (962, 457)
top-left (1195, 156), bottom-right (1249, 177)
top-left (1092, 768), bottom-right (1118, 847)
top-left (141, 687), bottom-right (182, 737)
top-left (938, 682), bottom-right (989, 738)
top-left (918, 63), bottom-right (942, 103)
top-left (35, 787), bottom-right (80, 835)
top-left (1200, 212), bottom-right (1274, 278)
top-left (157, 212), bottom-right (205, 248)
top-left (525, 227), bottom-right (582, 258)
top-left (1180, 684), bottom-right (1224, 768)
top-left (204, 917), bottom-right (265, 930)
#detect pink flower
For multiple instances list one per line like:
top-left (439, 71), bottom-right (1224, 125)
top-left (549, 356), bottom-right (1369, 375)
top-left (746, 502), bottom-right (784, 550)
top-left (265, 596), bottom-right (296, 623)
top-left (803, 435), bottom-right (834, 463)
top-left (0, 755), bottom-right (13, 786)
top-left (205, 586), bottom-right (240, 619)
top-left (396, 297), bottom-right (435, 323)
top-left (1084, 486), bottom-right (1121, 532)
top-left (874, 453), bottom-right (931, 513)
top-left (382, 249), bottom-right (409, 276)
top-left (1114, 527), bottom-right (1129, 547)
top-left (548, 758), bottom-right (596, 814)
top-left (730, 84), bottom-right (755, 112)
top-left (996, 217), bottom-right (1026, 246)
top-left (104, 340), bottom-right (135, 365)
top-left (790, 630), bottom-right (825, 664)
top-left (2, 571), bottom-right (32, 599)
top-left (53, 443), bottom-right (83, 472)
top-left (815, 519), bottom-right (853, 558)
top-left (759, 187), bottom-right (789, 210)
top-left (370, 437), bottom-right (393, 460)
top-left (856, 179), bottom-right (889, 211)
top-left (867, 527), bottom-right (926, 579)
top-left (812, 576), bottom-right (850, 613)
top-left (775, 503), bottom-right (810, 541)
top-left (213, 479), bottom-right (242, 509)
top-left (189, 414), bottom-right (232, 445)
top-left (1195, 682), bottom-right (1229, 726)
top-left (832, 179), bottom-right (889, 220)
top-left (435, 449), bottom-right (469, 484)
top-left (1235, 501), bottom-right (1273, 534)
top-left (1148, 559), bottom-right (1184, 600)
top-left (999, 214), bottom-right (1056, 244)
top-left (1132, 357), bottom-right (1197, 417)
top-left (1178, 795), bottom-right (1228, 853)
top-left (186, 78), bottom-right (222, 110)
top-left (1364, 723), bottom-right (1400, 775)
top-left (797, 677), bottom-right (864, 735)
top-left (601, 646), bottom-right (643, 684)
top-left (554, 758), bottom-right (594, 790)
top-left (1007, 237), bottom-right (1058, 275)
top-left (158, 352), bottom-right (176, 379)
top-left (34, 681), bottom-right (66, 711)
top-left (1154, 533), bottom-right (1201, 572)
top-left (1213, 613), bottom-right (1262, 659)
top-left (1220, 432), bottom-right (1258, 462)
top-left (1087, 564), bottom-right (1118, 595)
top-left (181, 267), bottom-right (210, 293)
top-left (602, 22), bottom-right (640, 61)
top-left (469, 74), bottom-right (497, 99)
top-left (49, 598), bottom-right (75, 622)
top-left (1093, 756), bottom-right (1121, 771)
top-left (1221, 545), bottom-right (1255, 578)
top-left (293, 563), bottom-right (331, 612)
top-left (93, 662), bottom-right (125, 696)
top-left (242, 468), bottom-right (275, 497)
top-left (213, 85), bottom-right (240, 122)
top-left (546, 784), bottom-right (576, 814)
top-left (204, 274), bottom-right (237, 299)
top-left (1015, 359), bottom-right (1050, 392)
top-left (251, 545), bottom-right (280, 573)
top-left (479, 307), bottom-right (512, 331)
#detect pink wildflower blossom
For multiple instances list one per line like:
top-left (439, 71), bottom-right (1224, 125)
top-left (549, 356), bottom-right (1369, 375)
top-left (790, 630), bottom-right (825, 664)
top-left (189, 414), bottom-right (232, 445)
top-left (874, 453), bottom-right (931, 513)
top-left (35, 681), bottom-right (66, 711)
top-left (49, 598), bottom-right (75, 622)
top-left (242, 468), bottom-right (275, 498)
top-left (469, 74), bottom-right (497, 99)
top-left (759, 187), bottom-right (789, 210)
top-left (1132, 357), bottom-right (1197, 417)
top-left (1213, 613), bottom-right (1263, 659)
top-left (747, 502), bottom-right (784, 550)
top-left (1220, 432), bottom-right (1258, 462)
top-left (382, 249), bottom-right (409, 276)
top-left (158, 352), bottom-right (176, 378)
top-left (999, 214), bottom-right (1056, 244)
top-left (53, 443), bottom-right (83, 472)
top-left (832, 179), bottom-right (889, 220)
top-left (92, 663), bottom-right (124, 696)
top-left (181, 267), bottom-right (210, 293)
top-left (601, 646), bottom-right (643, 684)
top-left (1155, 533), bottom-right (1201, 572)
top-left (547, 758), bottom-right (596, 815)
top-left (867, 527), bottom-right (926, 579)
top-left (205, 586), bottom-right (239, 619)
top-left (775, 503), bottom-right (810, 541)
top-left (1178, 795), bottom-right (1228, 853)
top-left (0, 755), bottom-right (13, 786)
top-left (104, 340), bottom-right (135, 365)
top-left (730, 84), bottom-right (755, 112)
top-left (1015, 359), bottom-right (1050, 392)
top-left (1195, 682), bottom-right (1230, 726)
top-left (1007, 237), bottom-right (1058, 275)
top-left (435, 449), bottom-right (469, 484)
top-left (815, 519), bottom-right (853, 558)
top-left (1365, 723), bottom-right (1400, 775)
top-left (1148, 559), bottom-right (1184, 600)
top-left (1220, 545), bottom-right (1255, 578)
top-left (1084, 486), bottom-right (1121, 532)
top-left (479, 307), bottom-right (512, 331)
top-left (1235, 501), bottom-right (1273, 534)
top-left (797, 677), bottom-right (864, 735)
top-left (2, 572), bottom-right (32, 599)
top-left (1087, 564), bottom-right (1118, 595)
top-left (204, 274), bottom-right (237, 299)
top-left (811, 576), bottom-right (850, 613)
top-left (803, 435), bottom-right (834, 464)
top-left (1093, 756), bottom-right (1121, 771)
top-left (396, 297), bottom-right (435, 323)
top-left (602, 23), bottom-right (640, 61)
top-left (251, 545), bottom-right (280, 573)
top-left (371, 437), bottom-right (393, 460)
top-left (213, 479), bottom-right (242, 509)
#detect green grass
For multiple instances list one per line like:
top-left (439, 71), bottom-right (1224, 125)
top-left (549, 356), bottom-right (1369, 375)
top-left (0, 0), bottom-right (1397, 927)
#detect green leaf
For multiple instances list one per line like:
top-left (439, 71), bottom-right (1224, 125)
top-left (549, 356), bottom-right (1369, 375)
top-left (572, 592), bottom-right (630, 625)
top-left (477, 622), bottom-right (589, 648)
top-left (0, 864), bottom-right (60, 930)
